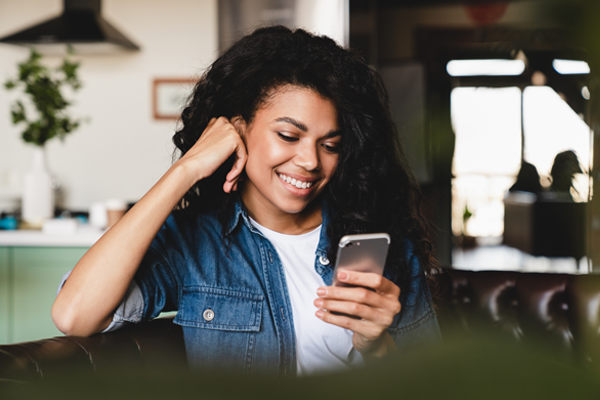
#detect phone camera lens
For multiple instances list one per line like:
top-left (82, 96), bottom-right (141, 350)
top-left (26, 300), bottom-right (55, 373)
top-left (346, 242), bottom-right (353, 248)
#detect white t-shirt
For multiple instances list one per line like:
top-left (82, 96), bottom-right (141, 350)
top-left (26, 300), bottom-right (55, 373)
top-left (250, 218), bottom-right (363, 375)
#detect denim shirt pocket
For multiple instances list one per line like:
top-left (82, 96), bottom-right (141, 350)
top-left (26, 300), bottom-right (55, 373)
top-left (174, 286), bottom-right (264, 372)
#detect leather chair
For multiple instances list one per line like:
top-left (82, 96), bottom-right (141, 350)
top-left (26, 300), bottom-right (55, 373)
top-left (0, 316), bottom-right (186, 385)
top-left (436, 270), bottom-right (600, 366)
top-left (3, 269), bottom-right (600, 385)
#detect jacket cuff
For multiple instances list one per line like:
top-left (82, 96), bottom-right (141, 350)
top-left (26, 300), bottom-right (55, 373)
top-left (57, 271), bottom-right (144, 333)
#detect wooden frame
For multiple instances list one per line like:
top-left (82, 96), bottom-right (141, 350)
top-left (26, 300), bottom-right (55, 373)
top-left (152, 78), bottom-right (197, 120)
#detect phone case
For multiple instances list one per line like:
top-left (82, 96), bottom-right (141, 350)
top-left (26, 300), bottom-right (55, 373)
top-left (331, 233), bottom-right (390, 287)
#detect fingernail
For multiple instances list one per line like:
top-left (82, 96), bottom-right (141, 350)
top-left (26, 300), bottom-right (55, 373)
top-left (338, 271), bottom-right (348, 281)
top-left (315, 310), bottom-right (324, 319)
top-left (317, 288), bottom-right (326, 296)
top-left (314, 299), bottom-right (323, 308)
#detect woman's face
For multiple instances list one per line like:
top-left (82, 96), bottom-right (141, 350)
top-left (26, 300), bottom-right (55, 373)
top-left (240, 85), bottom-right (341, 220)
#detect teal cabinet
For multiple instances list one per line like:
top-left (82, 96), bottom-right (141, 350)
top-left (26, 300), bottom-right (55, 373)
top-left (1, 246), bottom-right (88, 344)
top-left (0, 248), bottom-right (9, 343)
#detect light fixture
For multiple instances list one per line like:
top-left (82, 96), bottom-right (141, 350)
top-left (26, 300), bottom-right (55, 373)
top-left (552, 59), bottom-right (590, 75)
top-left (582, 86), bottom-right (591, 100)
top-left (446, 59), bottom-right (525, 77)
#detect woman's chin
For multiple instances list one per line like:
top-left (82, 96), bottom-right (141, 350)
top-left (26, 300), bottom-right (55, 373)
top-left (275, 195), bottom-right (323, 217)
top-left (276, 203), bottom-right (308, 215)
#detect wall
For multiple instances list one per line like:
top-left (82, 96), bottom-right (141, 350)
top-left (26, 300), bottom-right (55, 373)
top-left (0, 0), bottom-right (217, 212)
top-left (350, 0), bottom-right (557, 62)
top-left (379, 1), bottom-right (555, 61)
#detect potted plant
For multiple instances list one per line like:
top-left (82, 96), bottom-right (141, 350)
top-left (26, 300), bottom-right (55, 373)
top-left (4, 49), bottom-right (83, 226)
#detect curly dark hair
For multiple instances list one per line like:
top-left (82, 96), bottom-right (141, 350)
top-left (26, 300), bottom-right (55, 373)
top-left (172, 26), bottom-right (438, 294)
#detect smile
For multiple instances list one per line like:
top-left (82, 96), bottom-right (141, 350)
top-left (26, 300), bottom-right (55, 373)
top-left (277, 173), bottom-right (314, 189)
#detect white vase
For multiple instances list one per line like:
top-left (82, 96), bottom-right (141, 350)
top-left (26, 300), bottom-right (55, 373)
top-left (22, 146), bottom-right (54, 226)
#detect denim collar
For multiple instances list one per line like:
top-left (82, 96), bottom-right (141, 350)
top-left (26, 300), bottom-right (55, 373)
top-left (225, 194), bottom-right (332, 262)
top-left (315, 196), bottom-right (332, 257)
top-left (225, 194), bottom-right (249, 236)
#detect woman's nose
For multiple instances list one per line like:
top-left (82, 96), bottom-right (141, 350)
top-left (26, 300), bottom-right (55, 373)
top-left (294, 143), bottom-right (319, 171)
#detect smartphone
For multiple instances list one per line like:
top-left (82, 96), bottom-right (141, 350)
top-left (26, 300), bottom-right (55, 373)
top-left (331, 233), bottom-right (391, 287)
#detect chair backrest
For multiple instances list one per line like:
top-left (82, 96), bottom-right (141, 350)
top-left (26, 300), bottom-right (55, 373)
top-left (436, 270), bottom-right (600, 365)
top-left (0, 317), bottom-right (186, 385)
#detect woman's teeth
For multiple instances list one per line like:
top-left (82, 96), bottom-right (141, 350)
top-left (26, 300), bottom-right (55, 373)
top-left (278, 174), bottom-right (313, 189)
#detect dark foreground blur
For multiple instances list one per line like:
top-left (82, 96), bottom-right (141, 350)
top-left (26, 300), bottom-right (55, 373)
top-left (2, 334), bottom-right (599, 400)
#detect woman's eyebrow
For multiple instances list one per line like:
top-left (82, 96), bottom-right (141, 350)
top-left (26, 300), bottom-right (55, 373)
top-left (274, 117), bottom-right (308, 132)
top-left (274, 116), bottom-right (340, 137)
top-left (325, 129), bottom-right (342, 138)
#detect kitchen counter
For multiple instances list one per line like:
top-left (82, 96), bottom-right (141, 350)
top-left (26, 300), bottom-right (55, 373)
top-left (0, 226), bottom-right (104, 247)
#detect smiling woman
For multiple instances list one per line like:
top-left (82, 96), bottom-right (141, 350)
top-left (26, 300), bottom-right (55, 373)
top-left (52, 26), bottom-right (441, 376)
top-left (241, 86), bottom-right (340, 231)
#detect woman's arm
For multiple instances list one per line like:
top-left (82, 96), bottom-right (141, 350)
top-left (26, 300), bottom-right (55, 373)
top-left (52, 117), bottom-right (247, 337)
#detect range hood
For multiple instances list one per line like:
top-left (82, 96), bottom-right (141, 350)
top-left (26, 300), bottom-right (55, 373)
top-left (0, 0), bottom-right (140, 55)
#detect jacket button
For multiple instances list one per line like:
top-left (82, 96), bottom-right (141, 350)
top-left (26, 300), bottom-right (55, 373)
top-left (203, 309), bottom-right (215, 321)
top-left (319, 256), bottom-right (330, 265)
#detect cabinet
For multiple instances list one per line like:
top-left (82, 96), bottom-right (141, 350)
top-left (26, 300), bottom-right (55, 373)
top-left (0, 248), bottom-right (9, 343)
top-left (1, 246), bottom-right (88, 344)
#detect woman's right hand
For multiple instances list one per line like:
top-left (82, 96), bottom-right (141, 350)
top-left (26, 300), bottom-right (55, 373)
top-left (176, 116), bottom-right (247, 193)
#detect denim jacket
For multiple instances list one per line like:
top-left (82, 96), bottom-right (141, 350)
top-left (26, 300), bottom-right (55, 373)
top-left (128, 197), bottom-right (441, 375)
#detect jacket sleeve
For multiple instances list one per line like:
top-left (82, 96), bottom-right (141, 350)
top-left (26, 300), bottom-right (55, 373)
top-left (387, 241), bottom-right (442, 354)
top-left (55, 215), bottom-right (183, 332)
top-left (133, 215), bottom-right (182, 320)
top-left (56, 270), bottom-right (145, 332)
top-left (134, 244), bottom-right (180, 320)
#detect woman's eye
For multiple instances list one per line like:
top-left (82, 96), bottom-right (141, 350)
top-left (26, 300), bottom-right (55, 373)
top-left (278, 133), bottom-right (298, 142)
top-left (322, 143), bottom-right (340, 153)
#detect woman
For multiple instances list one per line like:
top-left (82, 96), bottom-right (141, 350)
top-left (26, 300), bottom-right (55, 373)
top-left (52, 26), bottom-right (441, 375)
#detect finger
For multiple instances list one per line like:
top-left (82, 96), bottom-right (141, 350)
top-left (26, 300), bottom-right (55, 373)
top-left (204, 117), bottom-right (219, 131)
top-left (223, 149), bottom-right (247, 193)
top-left (223, 173), bottom-right (241, 193)
top-left (214, 116), bottom-right (230, 127)
top-left (225, 138), bottom-right (247, 181)
top-left (315, 298), bottom-right (393, 325)
top-left (318, 286), bottom-right (388, 309)
top-left (204, 117), bottom-right (233, 140)
top-left (225, 155), bottom-right (246, 183)
top-left (317, 284), bottom-right (402, 318)
top-left (337, 271), bottom-right (400, 297)
top-left (190, 117), bottom-right (225, 151)
top-left (315, 310), bottom-right (383, 340)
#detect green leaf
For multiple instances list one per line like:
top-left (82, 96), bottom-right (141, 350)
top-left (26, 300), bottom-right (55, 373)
top-left (7, 47), bottom-right (85, 146)
top-left (10, 101), bottom-right (27, 124)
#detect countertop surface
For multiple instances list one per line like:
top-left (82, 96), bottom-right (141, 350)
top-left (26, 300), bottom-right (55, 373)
top-left (0, 226), bottom-right (104, 247)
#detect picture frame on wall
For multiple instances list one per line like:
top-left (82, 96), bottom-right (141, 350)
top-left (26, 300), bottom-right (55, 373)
top-left (152, 78), bottom-right (197, 120)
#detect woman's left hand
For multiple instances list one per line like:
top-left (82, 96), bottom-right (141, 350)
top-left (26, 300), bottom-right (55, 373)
top-left (314, 271), bottom-right (401, 358)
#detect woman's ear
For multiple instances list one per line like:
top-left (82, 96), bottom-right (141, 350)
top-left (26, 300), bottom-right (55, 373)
top-left (230, 116), bottom-right (247, 138)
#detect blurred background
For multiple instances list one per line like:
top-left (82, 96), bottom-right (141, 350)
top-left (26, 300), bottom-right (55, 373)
top-left (0, 0), bottom-right (217, 213)
top-left (0, 0), bottom-right (599, 342)
top-left (352, 0), bottom-right (597, 275)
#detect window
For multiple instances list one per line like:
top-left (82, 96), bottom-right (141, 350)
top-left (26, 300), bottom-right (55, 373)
top-left (451, 85), bottom-right (591, 238)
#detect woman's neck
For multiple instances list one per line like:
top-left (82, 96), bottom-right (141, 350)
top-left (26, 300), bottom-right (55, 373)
top-left (241, 191), bottom-right (323, 235)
